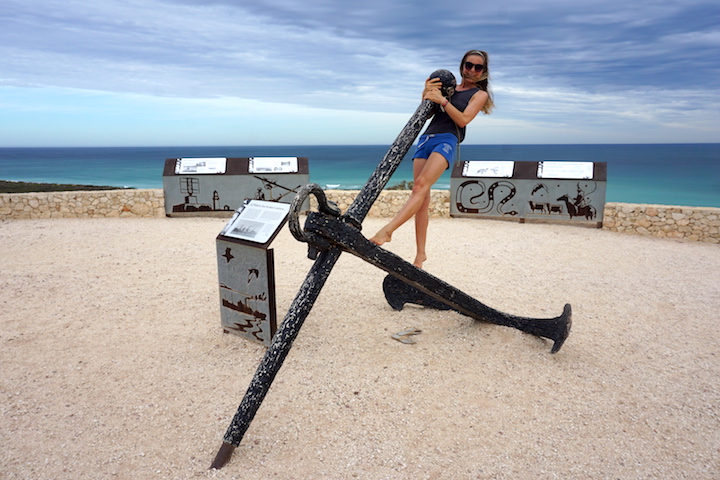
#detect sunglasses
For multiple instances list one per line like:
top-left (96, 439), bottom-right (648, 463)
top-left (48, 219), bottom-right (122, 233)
top-left (464, 61), bottom-right (485, 73)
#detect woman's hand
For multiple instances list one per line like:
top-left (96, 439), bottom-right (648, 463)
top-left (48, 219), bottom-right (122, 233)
top-left (422, 77), bottom-right (445, 104)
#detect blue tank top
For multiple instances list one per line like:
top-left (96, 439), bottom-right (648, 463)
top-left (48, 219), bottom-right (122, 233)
top-left (423, 87), bottom-right (480, 143)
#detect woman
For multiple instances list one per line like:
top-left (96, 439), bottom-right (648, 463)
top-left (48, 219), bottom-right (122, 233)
top-left (369, 50), bottom-right (494, 268)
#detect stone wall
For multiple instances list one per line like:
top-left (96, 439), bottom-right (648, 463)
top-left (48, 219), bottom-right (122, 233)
top-left (323, 190), bottom-right (450, 220)
top-left (602, 203), bottom-right (719, 243)
top-left (0, 189), bottom-right (165, 219)
top-left (322, 190), bottom-right (719, 244)
top-left (1, 189), bottom-right (718, 244)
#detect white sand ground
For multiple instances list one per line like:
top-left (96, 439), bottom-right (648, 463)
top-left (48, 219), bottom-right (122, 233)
top-left (1, 216), bottom-right (718, 480)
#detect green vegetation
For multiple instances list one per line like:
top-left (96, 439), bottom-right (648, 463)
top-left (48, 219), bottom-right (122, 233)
top-left (386, 180), bottom-right (414, 190)
top-left (0, 180), bottom-right (128, 194)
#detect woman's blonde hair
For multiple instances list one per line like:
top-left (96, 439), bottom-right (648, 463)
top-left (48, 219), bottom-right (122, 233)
top-left (460, 50), bottom-right (495, 114)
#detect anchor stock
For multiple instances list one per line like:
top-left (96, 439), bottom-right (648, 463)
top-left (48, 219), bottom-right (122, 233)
top-left (302, 210), bottom-right (571, 354)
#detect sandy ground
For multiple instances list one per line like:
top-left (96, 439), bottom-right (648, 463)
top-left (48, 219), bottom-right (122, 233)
top-left (1, 215), bottom-right (719, 480)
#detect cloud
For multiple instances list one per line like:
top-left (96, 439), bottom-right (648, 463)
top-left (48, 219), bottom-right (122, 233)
top-left (0, 0), bottom-right (718, 145)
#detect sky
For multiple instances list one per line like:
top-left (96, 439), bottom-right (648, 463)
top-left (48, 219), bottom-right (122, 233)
top-left (1, 0), bottom-right (719, 147)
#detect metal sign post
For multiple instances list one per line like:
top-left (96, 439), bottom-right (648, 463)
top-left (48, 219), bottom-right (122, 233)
top-left (216, 200), bottom-right (292, 346)
top-left (450, 160), bottom-right (607, 227)
top-left (163, 157), bottom-right (309, 217)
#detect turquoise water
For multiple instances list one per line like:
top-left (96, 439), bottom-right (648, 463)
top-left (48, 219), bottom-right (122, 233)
top-left (1, 144), bottom-right (718, 207)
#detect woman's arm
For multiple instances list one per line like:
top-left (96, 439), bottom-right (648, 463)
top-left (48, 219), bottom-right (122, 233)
top-left (423, 78), bottom-right (488, 128)
top-left (443, 90), bottom-right (488, 127)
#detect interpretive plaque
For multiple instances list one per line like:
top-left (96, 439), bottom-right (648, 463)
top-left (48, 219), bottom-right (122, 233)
top-left (216, 200), bottom-right (289, 346)
top-left (249, 157), bottom-right (298, 174)
top-left (450, 160), bottom-right (606, 226)
top-left (220, 200), bottom-right (291, 245)
top-left (462, 161), bottom-right (515, 178)
top-left (174, 157), bottom-right (227, 175)
top-left (538, 161), bottom-right (594, 179)
top-left (162, 157), bottom-right (309, 217)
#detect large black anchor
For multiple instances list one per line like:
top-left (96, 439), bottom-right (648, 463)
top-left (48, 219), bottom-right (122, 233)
top-left (211, 70), bottom-right (571, 469)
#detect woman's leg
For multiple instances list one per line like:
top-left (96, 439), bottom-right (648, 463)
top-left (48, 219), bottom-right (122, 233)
top-left (369, 152), bottom-right (448, 249)
top-left (413, 158), bottom-right (432, 268)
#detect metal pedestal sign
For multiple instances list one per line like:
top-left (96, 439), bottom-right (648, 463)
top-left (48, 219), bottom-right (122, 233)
top-left (450, 160), bottom-right (607, 227)
top-left (163, 157), bottom-right (309, 217)
top-left (216, 200), bottom-right (290, 346)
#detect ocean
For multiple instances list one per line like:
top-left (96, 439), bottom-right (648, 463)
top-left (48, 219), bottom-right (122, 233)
top-left (1, 144), bottom-right (718, 208)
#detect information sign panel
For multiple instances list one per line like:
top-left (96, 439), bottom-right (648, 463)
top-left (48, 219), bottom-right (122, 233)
top-left (462, 161), bottom-right (515, 178)
top-left (249, 157), bottom-right (298, 174)
top-left (220, 200), bottom-right (291, 245)
top-left (163, 157), bottom-right (309, 217)
top-left (174, 158), bottom-right (227, 175)
top-left (538, 161), bottom-right (594, 179)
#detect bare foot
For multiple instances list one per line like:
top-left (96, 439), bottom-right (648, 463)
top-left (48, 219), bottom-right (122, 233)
top-left (413, 253), bottom-right (427, 269)
top-left (369, 228), bottom-right (392, 246)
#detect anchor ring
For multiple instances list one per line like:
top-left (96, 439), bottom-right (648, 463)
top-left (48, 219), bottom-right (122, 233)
top-left (289, 183), bottom-right (342, 245)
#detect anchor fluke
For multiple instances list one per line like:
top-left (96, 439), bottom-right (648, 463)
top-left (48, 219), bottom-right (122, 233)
top-left (383, 274), bottom-right (453, 312)
top-left (382, 275), bottom-right (572, 354)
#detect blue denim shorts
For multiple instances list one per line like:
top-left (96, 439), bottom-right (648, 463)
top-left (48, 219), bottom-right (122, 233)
top-left (413, 133), bottom-right (458, 168)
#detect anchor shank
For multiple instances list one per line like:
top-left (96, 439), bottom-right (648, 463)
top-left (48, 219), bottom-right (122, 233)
top-left (211, 246), bottom-right (343, 468)
top-left (213, 76), bottom-right (463, 469)
top-left (345, 100), bottom-right (434, 226)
